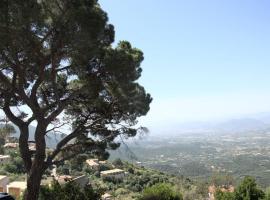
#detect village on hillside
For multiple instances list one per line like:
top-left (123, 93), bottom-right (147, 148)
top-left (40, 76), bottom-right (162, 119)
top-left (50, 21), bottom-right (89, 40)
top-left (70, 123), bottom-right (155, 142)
top-left (0, 137), bottom-right (128, 200)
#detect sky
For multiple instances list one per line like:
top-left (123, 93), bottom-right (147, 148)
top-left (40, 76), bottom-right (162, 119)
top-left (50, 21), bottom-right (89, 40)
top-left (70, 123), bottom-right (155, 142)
top-left (99, 0), bottom-right (270, 128)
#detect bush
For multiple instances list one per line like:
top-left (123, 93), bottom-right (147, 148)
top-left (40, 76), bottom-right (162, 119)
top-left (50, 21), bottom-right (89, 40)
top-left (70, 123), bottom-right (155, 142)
top-left (103, 176), bottom-right (123, 184)
top-left (215, 176), bottom-right (265, 200)
top-left (39, 180), bottom-right (102, 200)
top-left (235, 176), bottom-right (265, 200)
top-left (215, 189), bottom-right (235, 200)
top-left (112, 158), bottom-right (124, 168)
top-left (140, 183), bottom-right (183, 200)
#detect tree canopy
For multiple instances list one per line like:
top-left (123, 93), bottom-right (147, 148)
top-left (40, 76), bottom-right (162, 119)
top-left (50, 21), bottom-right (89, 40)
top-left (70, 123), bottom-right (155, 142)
top-left (0, 0), bottom-right (152, 199)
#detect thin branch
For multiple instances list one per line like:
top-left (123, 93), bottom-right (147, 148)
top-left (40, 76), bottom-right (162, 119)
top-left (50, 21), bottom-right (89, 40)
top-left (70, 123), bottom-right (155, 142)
top-left (45, 122), bottom-right (69, 134)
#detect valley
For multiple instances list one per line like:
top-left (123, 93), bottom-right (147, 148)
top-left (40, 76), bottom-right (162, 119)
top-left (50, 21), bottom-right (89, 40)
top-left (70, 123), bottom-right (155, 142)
top-left (111, 129), bottom-right (270, 187)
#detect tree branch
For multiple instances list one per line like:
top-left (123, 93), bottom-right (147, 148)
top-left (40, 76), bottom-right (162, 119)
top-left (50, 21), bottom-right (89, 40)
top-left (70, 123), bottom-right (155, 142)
top-left (3, 97), bottom-right (24, 127)
top-left (46, 125), bottom-right (85, 164)
top-left (45, 122), bottom-right (69, 134)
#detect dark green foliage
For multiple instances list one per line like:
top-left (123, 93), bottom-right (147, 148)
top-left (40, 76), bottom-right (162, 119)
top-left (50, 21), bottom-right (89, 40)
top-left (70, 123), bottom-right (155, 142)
top-left (3, 149), bottom-right (25, 174)
top-left (99, 163), bottom-right (111, 172)
top-left (215, 176), bottom-right (265, 200)
top-left (235, 176), bottom-right (265, 200)
top-left (57, 164), bottom-right (70, 175)
top-left (103, 176), bottom-right (123, 184)
top-left (124, 169), bottom-right (169, 192)
top-left (0, 123), bottom-right (15, 153)
top-left (0, 124), bottom-right (16, 142)
top-left (112, 158), bottom-right (124, 168)
top-left (128, 167), bottom-right (134, 174)
top-left (39, 180), bottom-right (102, 200)
top-left (215, 189), bottom-right (235, 200)
top-left (139, 183), bottom-right (183, 200)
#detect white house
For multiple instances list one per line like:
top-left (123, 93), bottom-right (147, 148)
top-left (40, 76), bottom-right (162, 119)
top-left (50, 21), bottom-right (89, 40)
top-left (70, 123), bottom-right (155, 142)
top-left (7, 181), bottom-right (27, 199)
top-left (100, 169), bottom-right (125, 179)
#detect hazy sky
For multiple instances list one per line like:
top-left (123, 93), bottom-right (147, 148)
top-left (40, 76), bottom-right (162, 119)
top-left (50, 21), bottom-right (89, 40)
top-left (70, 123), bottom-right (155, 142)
top-left (99, 0), bottom-right (270, 127)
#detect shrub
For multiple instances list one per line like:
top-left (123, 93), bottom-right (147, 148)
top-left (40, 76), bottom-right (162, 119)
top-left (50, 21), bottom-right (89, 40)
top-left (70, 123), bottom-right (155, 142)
top-left (215, 189), bottom-right (235, 200)
top-left (235, 176), bottom-right (265, 200)
top-left (39, 180), bottom-right (102, 200)
top-left (112, 158), bottom-right (124, 168)
top-left (140, 183), bottom-right (183, 200)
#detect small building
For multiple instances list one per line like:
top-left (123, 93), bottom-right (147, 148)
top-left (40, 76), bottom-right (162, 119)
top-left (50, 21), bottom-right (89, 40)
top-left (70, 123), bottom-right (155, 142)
top-left (102, 193), bottom-right (112, 200)
top-left (7, 181), bottom-right (27, 199)
top-left (0, 176), bottom-right (9, 192)
top-left (99, 160), bottom-right (107, 165)
top-left (100, 169), bottom-right (125, 179)
top-left (0, 155), bottom-right (10, 165)
top-left (86, 159), bottom-right (100, 170)
top-left (4, 143), bottom-right (19, 149)
top-left (56, 175), bottom-right (73, 184)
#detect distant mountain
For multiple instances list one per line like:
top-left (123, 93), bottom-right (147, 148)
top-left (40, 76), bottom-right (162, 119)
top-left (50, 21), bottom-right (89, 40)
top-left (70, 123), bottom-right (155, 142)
top-left (1, 124), bottom-right (66, 149)
top-left (249, 112), bottom-right (270, 124)
top-left (148, 114), bottom-right (270, 137)
top-left (213, 118), bottom-right (270, 133)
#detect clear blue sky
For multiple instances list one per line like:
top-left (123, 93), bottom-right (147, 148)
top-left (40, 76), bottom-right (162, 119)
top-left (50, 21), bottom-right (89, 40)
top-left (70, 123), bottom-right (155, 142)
top-left (99, 0), bottom-right (270, 127)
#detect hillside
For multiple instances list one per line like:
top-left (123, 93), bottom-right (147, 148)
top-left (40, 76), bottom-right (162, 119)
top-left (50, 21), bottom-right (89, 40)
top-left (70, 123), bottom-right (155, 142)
top-left (56, 159), bottom-right (208, 200)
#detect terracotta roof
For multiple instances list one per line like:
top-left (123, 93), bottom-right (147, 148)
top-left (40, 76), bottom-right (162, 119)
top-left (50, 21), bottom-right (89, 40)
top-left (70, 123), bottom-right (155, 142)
top-left (86, 159), bottom-right (99, 166)
top-left (4, 143), bottom-right (18, 148)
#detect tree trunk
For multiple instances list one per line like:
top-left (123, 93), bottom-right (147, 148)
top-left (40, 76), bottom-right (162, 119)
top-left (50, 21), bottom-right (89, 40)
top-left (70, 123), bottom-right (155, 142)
top-left (24, 167), bottom-right (43, 200)
top-left (24, 123), bottom-right (47, 200)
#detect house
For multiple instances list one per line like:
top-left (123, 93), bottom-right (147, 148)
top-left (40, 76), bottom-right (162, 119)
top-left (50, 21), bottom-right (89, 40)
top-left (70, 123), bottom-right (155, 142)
top-left (100, 169), bottom-right (125, 179)
top-left (56, 175), bottom-right (73, 184)
top-left (0, 155), bottom-right (10, 164)
top-left (99, 160), bottom-right (107, 165)
top-left (101, 193), bottom-right (112, 200)
top-left (4, 143), bottom-right (19, 149)
top-left (7, 181), bottom-right (27, 199)
top-left (86, 159), bottom-right (100, 170)
top-left (0, 176), bottom-right (9, 192)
